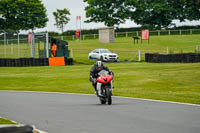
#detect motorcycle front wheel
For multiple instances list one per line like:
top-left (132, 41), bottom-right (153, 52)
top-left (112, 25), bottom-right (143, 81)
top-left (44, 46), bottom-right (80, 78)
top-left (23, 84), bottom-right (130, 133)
top-left (105, 87), bottom-right (112, 105)
top-left (99, 97), bottom-right (106, 104)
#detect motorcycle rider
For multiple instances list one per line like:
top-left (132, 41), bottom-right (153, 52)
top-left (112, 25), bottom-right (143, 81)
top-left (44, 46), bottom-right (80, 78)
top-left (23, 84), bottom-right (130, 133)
top-left (90, 60), bottom-right (114, 96)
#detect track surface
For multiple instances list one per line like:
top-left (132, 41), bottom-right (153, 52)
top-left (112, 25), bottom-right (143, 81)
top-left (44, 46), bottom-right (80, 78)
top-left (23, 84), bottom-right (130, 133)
top-left (0, 91), bottom-right (200, 133)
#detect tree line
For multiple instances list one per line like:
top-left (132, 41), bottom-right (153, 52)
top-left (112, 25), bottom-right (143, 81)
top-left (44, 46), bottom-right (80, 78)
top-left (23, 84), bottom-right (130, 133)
top-left (84, 0), bottom-right (200, 29)
top-left (0, 0), bottom-right (200, 33)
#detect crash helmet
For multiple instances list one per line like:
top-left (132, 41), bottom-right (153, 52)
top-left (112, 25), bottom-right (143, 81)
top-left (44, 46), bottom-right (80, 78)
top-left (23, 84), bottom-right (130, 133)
top-left (96, 60), bottom-right (103, 70)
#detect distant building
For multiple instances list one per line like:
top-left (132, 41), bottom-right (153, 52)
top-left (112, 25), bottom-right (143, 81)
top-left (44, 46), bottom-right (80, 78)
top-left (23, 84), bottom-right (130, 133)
top-left (99, 27), bottom-right (115, 43)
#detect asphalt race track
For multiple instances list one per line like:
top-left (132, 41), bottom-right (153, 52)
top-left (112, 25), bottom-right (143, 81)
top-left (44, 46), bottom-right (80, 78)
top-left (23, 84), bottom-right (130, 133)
top-left (0, 91), bottom-right (200, 133)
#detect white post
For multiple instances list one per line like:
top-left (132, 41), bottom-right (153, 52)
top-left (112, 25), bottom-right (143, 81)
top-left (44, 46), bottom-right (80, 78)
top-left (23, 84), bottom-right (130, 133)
top-left (196, 45), bottom-right (199, 53)
top-left (31, 32), bottom-right (35, 58)
top-left (126, 32), bottom-right (128, 38)
top-left (138, 49), bottom-right (141, 62)
top-left (46, 32), bottom-right (49, 58)
top-left (167, 47), bottom-right (169, 54)
top-left (11, 43), bottom-right (13, 55)
top-left (70, 48), bottom-right (73, 58)
top-left (18, 33), bottom-right (20, 57)
top-left (158, 30), bottom-right (160, 36)
top-left (4, 32), bottom-right (6, 57)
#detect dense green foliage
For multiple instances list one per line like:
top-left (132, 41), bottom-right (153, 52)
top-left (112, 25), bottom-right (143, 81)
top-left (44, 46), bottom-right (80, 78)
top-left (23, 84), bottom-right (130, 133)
top-left (0, 0), bottom-right (48, 31)
top-left (84, 0), bottom-right (200, 29)
top-left (84, 0), bottom-right (129, 26)
top-left (53, 8), bottom-right (71, 33)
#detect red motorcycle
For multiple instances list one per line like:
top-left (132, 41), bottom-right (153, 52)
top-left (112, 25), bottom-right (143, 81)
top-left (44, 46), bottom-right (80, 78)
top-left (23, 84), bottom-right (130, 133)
top-left (96, 70), bottom-right (114, 105)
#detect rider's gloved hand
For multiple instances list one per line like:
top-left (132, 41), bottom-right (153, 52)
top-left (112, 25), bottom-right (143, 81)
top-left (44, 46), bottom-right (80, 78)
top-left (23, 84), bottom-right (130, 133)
top-left (93, 78), bottom-right (96, 84)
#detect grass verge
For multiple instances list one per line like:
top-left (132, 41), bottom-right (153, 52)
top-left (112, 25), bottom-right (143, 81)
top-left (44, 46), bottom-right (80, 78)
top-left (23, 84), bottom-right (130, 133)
top-left (0, 118), bottom-right (17, 124)
top-left (0, 62), bottom-right (200, 104)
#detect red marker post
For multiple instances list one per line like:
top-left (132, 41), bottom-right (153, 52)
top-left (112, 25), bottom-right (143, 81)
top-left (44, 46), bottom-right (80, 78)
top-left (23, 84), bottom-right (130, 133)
top-left (28, 32), bottom-right (32, 43)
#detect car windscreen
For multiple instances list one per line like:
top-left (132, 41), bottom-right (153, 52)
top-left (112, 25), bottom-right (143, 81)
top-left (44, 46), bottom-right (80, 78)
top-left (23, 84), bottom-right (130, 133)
top-left (100, 49), bottom-right (111, 53)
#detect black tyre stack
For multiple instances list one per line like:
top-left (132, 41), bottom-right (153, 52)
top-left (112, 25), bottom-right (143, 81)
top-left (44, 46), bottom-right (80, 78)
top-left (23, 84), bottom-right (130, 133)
top-left (145, 53), bottom-right (200, 63)
top-left (0, 58), bottom-right (49, 67)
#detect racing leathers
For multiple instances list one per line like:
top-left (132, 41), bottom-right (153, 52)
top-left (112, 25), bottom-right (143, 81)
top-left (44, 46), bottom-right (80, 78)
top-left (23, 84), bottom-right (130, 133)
top-left (89, 63), bottom-right (113, 96)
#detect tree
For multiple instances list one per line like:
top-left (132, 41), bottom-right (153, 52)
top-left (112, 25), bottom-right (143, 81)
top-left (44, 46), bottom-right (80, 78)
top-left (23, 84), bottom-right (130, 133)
top-left (183, 0), bottom-right (200, 21)
top-left (84, 0), bottom-right (130, 27)
top-left (126, 0), bottom-right (200, 29)
top-left (0, 0), bottom-right (48, 31)
top-left (127, 0), bottom-right (179, 29)
top-left (84, 0), bottom-right (200, 29)
top-left (53, 8), bottom-right (71, 33)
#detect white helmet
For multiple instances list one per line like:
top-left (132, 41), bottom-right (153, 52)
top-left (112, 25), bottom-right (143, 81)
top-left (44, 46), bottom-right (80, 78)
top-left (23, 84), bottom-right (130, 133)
top-left (96, 61), bottom-right (103, 70)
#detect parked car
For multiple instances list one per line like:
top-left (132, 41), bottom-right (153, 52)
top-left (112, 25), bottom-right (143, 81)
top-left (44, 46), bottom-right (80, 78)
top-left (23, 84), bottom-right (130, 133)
top-left (88, 48), bottom-right (119, 62)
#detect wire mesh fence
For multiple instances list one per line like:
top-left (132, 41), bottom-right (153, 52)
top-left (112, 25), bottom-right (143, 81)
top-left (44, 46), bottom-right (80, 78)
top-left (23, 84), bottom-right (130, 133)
top-left (0, 32), bottom-right (49, 59)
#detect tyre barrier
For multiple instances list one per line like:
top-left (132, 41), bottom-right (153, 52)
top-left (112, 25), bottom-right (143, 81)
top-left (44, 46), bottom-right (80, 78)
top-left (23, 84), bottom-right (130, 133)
top-left (65, 57), bottom-right (73, 65)
top-left (0, 125), bottom-right (34, 133)
top-left (145, 53), bottom-right (200, 63)
top-left (0, 57), bottom-right (73, 67)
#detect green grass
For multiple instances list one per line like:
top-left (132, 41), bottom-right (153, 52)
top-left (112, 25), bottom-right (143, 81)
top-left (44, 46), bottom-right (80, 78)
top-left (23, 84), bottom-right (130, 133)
top-left (68, 35), bottom-right (200, 64)
top-left (0, 35), bottom-right (200, 105)
top-left (0, 118), bottom-right (17, 124)
top-left (0, 62), bottom-right (200, 104)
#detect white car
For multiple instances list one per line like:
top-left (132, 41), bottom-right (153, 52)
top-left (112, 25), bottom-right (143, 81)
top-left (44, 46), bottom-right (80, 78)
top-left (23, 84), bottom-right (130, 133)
top-left (88, 48), bottom-right (119, 62)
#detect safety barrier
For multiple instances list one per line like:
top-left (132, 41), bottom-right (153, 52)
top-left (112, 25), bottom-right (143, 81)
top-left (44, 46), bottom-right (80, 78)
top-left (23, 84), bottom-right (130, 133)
top-left (145, 53), bottom-right (200, 63)
top-left (0, 57), bottom-right (73, 67)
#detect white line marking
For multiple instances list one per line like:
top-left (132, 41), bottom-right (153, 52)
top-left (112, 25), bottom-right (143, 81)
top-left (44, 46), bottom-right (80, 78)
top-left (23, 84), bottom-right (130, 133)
top-left (1, 90), bottom-right (200, 107)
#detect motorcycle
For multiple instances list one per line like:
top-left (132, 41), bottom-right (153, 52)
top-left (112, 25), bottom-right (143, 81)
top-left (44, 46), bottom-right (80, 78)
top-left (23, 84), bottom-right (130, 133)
top-left (96, 70), bottom-right (114, 105)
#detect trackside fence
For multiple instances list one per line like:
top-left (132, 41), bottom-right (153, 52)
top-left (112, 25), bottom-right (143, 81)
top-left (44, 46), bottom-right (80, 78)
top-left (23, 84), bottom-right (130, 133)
top-left (54, 29), bottom-right (200, 41)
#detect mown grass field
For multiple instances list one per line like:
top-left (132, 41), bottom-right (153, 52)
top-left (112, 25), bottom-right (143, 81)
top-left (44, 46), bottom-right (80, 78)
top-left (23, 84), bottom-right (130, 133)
top-left (0, 62), bottom-right (200, 104)
top-left (68, 35), bottom-right (200, 64)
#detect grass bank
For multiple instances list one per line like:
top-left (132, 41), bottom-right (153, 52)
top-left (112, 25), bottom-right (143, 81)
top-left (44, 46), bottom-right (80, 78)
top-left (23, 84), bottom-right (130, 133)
top-left (0, 118), bottom-right (16, 124)
top-left (68, 35), bottom-right (200, 64)
top-left (0, 62), bottom-right (200, 104)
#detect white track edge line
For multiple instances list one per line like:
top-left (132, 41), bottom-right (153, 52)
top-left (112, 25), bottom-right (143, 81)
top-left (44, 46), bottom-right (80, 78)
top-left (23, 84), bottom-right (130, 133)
top-left (1, 90), bottom-right (200, 107)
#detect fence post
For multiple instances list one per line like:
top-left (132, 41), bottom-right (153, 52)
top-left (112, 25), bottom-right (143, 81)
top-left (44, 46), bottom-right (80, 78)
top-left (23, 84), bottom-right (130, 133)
top-left (70, 48), bottom-right (73, 58)
top-left (167, 47), bottom-right (169, 54)
top-left (158, 30), bottom-right (160, 36)
top-left (190, 29), bottom-right (192, 35)
top-left (126, 32), bottom-right (128, 38)
top-left (179, 30), bottom-right (182, 35)
top-left (31, 32), bottom-right (35, 58)
top-left (168, 30), bottom-right (170, 36)
top-left (45, 32), bottom-right (49, 58)
top-left (18, 33), bottom-right (20, 57)
top-left (11, 43), bottom-right (13, 55)
top-left (4, 32), bottom-right (6, 57)
top-left (138, 49), bottom-right (141, 62)
top-left (196, 45), bottom-right (199, 53)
